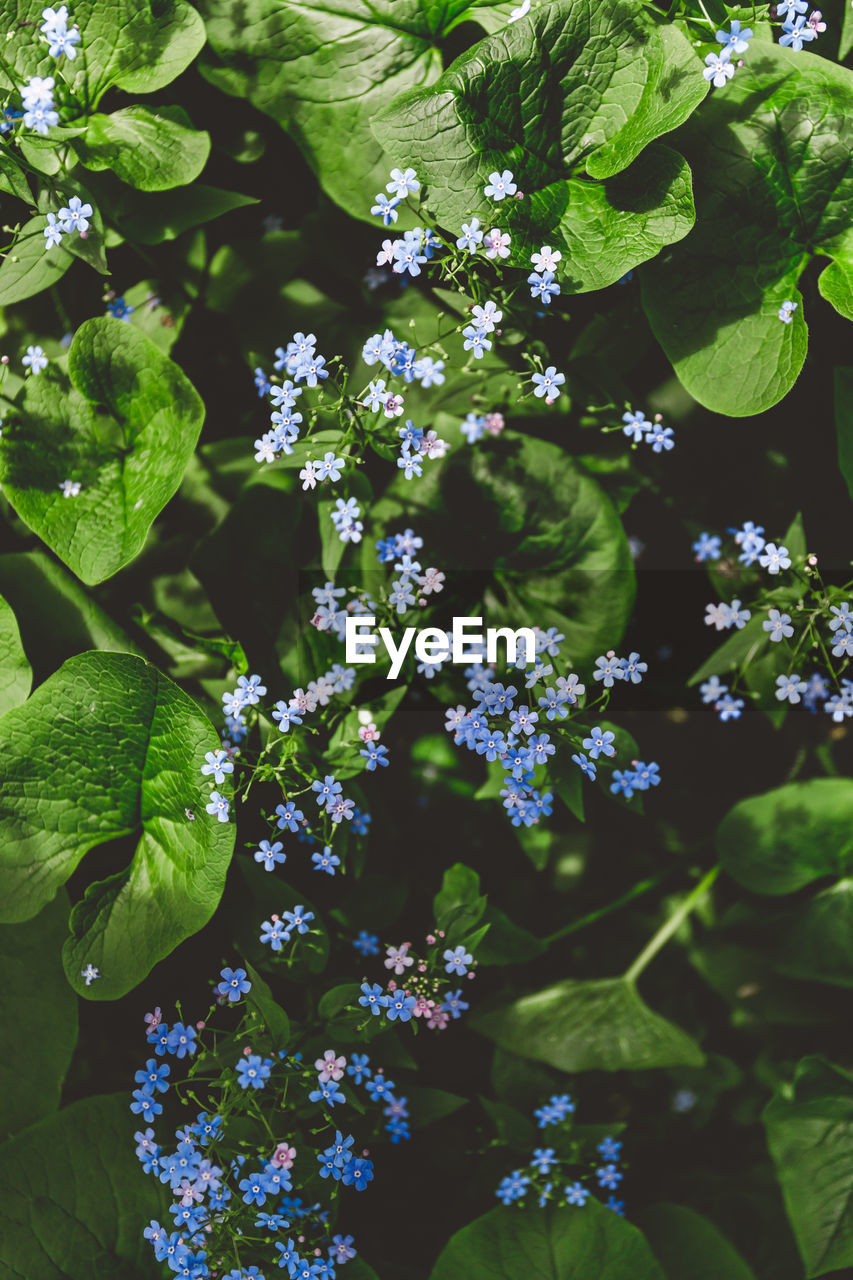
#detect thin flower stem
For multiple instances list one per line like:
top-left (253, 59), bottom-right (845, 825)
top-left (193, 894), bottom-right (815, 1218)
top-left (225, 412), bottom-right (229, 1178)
top-left (541, 873), bottom-right (667, 946)
top-left (623, 865), bottom-right (719, 984)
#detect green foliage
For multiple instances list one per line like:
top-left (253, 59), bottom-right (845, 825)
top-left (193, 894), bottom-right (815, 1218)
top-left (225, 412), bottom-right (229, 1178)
top-left (367, 431), bottom-right (635, 669)
top-left (0, 1093), bottom-right (165, 1279)
top-left (0, 651), bottom-right (235, 997)
top-left (200, 0), bottom-right (449, 221)
top-left (639, 1203), bottom-right (758, 1280)
top-left (373, 0), bottom-right (703, 288)
top-left (0, 317), bottom-right (205, 585)
top-left (0, 216), bottom-right (73, 307)
top-left (0, 590), bottom-right (31, 715)
top-left (764, 1058), bottom-right (853, 1277)
top-left (0, 894), bottom-right (78, 1141)
top-left (429, 1200), bottom-right (666, 1279)
top-left (473, 977), bottom-right (704, 1073)
top-left (74, 105), bottom-right (211, 191)
top-left (642, 43), bottom-right (853, 415)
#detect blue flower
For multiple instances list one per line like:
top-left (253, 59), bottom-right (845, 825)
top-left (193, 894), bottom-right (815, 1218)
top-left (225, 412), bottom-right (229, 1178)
top-left (216, 966), bottom-right (251, 1003)
top-left (312, 847), bottom-right (341, 875)
top-left (384, 991), bottom-right (417, 1022)
top-left (282, 905), bottom-right (314, 934)
top-left (496, 1170), bottom-right (530, 1203)
top-left (358, 982), bottom-right (389, 1015)
top-left (692, 532), bottom-right (721, 562)
top-left (254, 839), bottom-right (286, 871)
top-left (597, 1163), bottom-right (623, 1189)
top-left (582, 727), bottom-right (616, 760)
top-left (347, 1052), bottom-right (372, 1083)
top-left (531, 366), bottom-right (565, 399)
top-left (205, 791), bottom-right (230, 823)
top-left (341, 1156), bottom-right (374, 1190)
top-left (484, 169), bottom-right (517, 200)
top-left (759, 542), bottom-right (791, 574)
top-left (236, 1055), bottom-right (271, 1089)
top-left (703, 50), bottom-right (734, 87)
top-left (443, 945), bottom-right (473, 976)
top-left (528, 270), bottom-right (560, 303)
top-left (309, 1077), bottom-right (346, 1106)
top-left (166, 1023), bottom-right (197, 1058)
top-left (598, 1136), bottom-right (622, 1161)
top-left (572, 752), bottom-right (596, 780)
top-left (531, 1147), bottom-right (557, 1174)
top-left (763, 609), bottom-right (794, 642)
top-left (780, 14), bottom-right (816, 47)
top-left (134, 1059), bottom-right (170, 1094)
top-left (352, 930), bottom-right (379, 956)
top-left (239, 1172), bottom-right (269, 1205)
top-left (456, 218), bottom-right (484, 253)
top-left (776, 673), bottom-right (807, 704)
top-left (565, 1181), bottom-right (590, 1206)
top-left (130, 1089), bottom-right (162, 1122)
top-left (370, 193), bottom-right (400, 225)
top-left (360, 743), bottom-right (389, 771)
top-left (716, 19), bottom-right (752, 53)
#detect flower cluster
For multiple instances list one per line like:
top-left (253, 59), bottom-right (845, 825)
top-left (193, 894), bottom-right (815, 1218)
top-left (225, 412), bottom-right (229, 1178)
top-left (693, 518), bottom-right (853, 722)
top-left (622, 408), bottom-right (674, 453)
top-left (444, 631), bottom-right (661, 825)
top-left (355, 931), bottom-right (476, 1031)
top-left (495, 1093), bottom-right (626, 1217)
top-left (44, 195), bottom-right (94, 249)
top-left (132, 969), bottom-right (417, 1278)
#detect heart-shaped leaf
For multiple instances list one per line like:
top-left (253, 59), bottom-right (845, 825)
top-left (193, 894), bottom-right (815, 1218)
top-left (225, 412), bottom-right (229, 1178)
top-left (0, 0), bottom-right (205, 97)
top-left (0, 1093), bottom-right (165, 1280)
top-left (0, 650), bottom-right (235, 998)
top-left (74, 105), bottom-right (210, 191)
top-left (200, 0), bottom-right (448, 221)
top-left (473, 976), bottom-right (704, 1073)
top-left (0, 894), bottom-right (77, 1140)
top-left (0, 215), bottom-right (73, 307)
top-left (716, 778), bottom-right (853, 896)
top-left (430, 1201), bottom-right (666, 1280)
top-left (372, 0), bottom-right (704, 287)
top-left (0, 316), bottom-right (204, 585)
top-left (642, 43), bottom-right (853, 416)
top-left (764, 1057), bottom-right (853, 1278)
top-left (0, 590), bottom-right (31, 716)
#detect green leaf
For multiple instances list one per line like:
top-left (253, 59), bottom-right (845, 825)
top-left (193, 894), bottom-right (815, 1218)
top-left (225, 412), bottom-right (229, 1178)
top-left (639, 1203), bottom-right (757, 1280)
top-left (834, 367), bottom-right (853, 503)
top-left (1, 1), bottom-right (205, 97)
top-left (764, 1057), bottom-right (853, 1277)
top-left (473, 977), bottom-right (704, 1073)
top-left (641, 44), bottom-right (853, 416)
top-left (0, 1093), bottom-right (165, 1280)
top-left (200, 0), bottom-right (446, 221)
top-left (407, 1085), bottom-right (468, 1128)
top-left (477, 905), bottom-right (546, 966)
top-left (0, 317), bottom-right (205, 585)
top-left (434, 863), bottom-right (487, 938)
top-left (0, 153), bottom-right (33, 203)
top-left (373, 2), bottom-right (703, 288)
top-left (429, 1201), bottom-right (666, 1280)
top-left (776, 882), bottom-right (853, 990)
top-left (0, 552), bottom-right (145, 679)
top-left (365, 432), bottom-right (634, 670)
top-left (116, 184), bottom-right (259, 244)
top-left (0, 590), bottom-right (31, 716)
top-left (0, 651), bottom-right (235, 998)
top-left (0, 215), bottom-right (72, 307)
top-left (716, 778), bottom-right (853, 895)
top-left (244, 961), bottom-right (291, 1050)
top-left (74, 105), bottom-right (210, 191)
top-left (0, 894), bottom-right (77, 1141)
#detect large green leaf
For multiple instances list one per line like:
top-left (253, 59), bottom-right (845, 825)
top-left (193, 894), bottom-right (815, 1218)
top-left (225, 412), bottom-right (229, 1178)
top-left (365, 432), bottom-right (634, 669)
top-left (473, 977), bottom-right (704, 1073)
top-left (639, 1203), bottom-right (757, 1280)
top-left (0, 1093), bottom-right (164, 1280)
top-left (0, 894), bottom-right (77, 1141)
top-left (0, 317), bottom-right (205, 585)
top-left (430, 1201), bottom-right (666, 1280)
top-left (0, 0), bottom-right (205, 97)
top-left (0, 589), bottom-right (31, 715)
top-left (0, 651), bottom-right (235, 998)
top-left (716, 778), bottom-right (853, 896)
top-left (200, 0), bottom-right (447, 221)
top-left (642, 44), bottom-right (853, 416)
top-left (835, 367), bottom-right (853, 504)
top-left (372, 1), bottom-right (703, 287)
top-left (74, 106), bottom-right (211, 191)
top-left (764, 1058), bottom-right (853, 1278)
top-left (0, 215), bottom-right (73, 307)
top-left (0, 552), bottom-right (144, 680)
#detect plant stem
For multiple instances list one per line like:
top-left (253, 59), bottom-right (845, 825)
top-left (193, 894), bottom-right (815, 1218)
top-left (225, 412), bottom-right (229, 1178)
top-left (541, 873), bottom-right (666, 947)
top-left (624, 865), bottom-right (719, 984)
